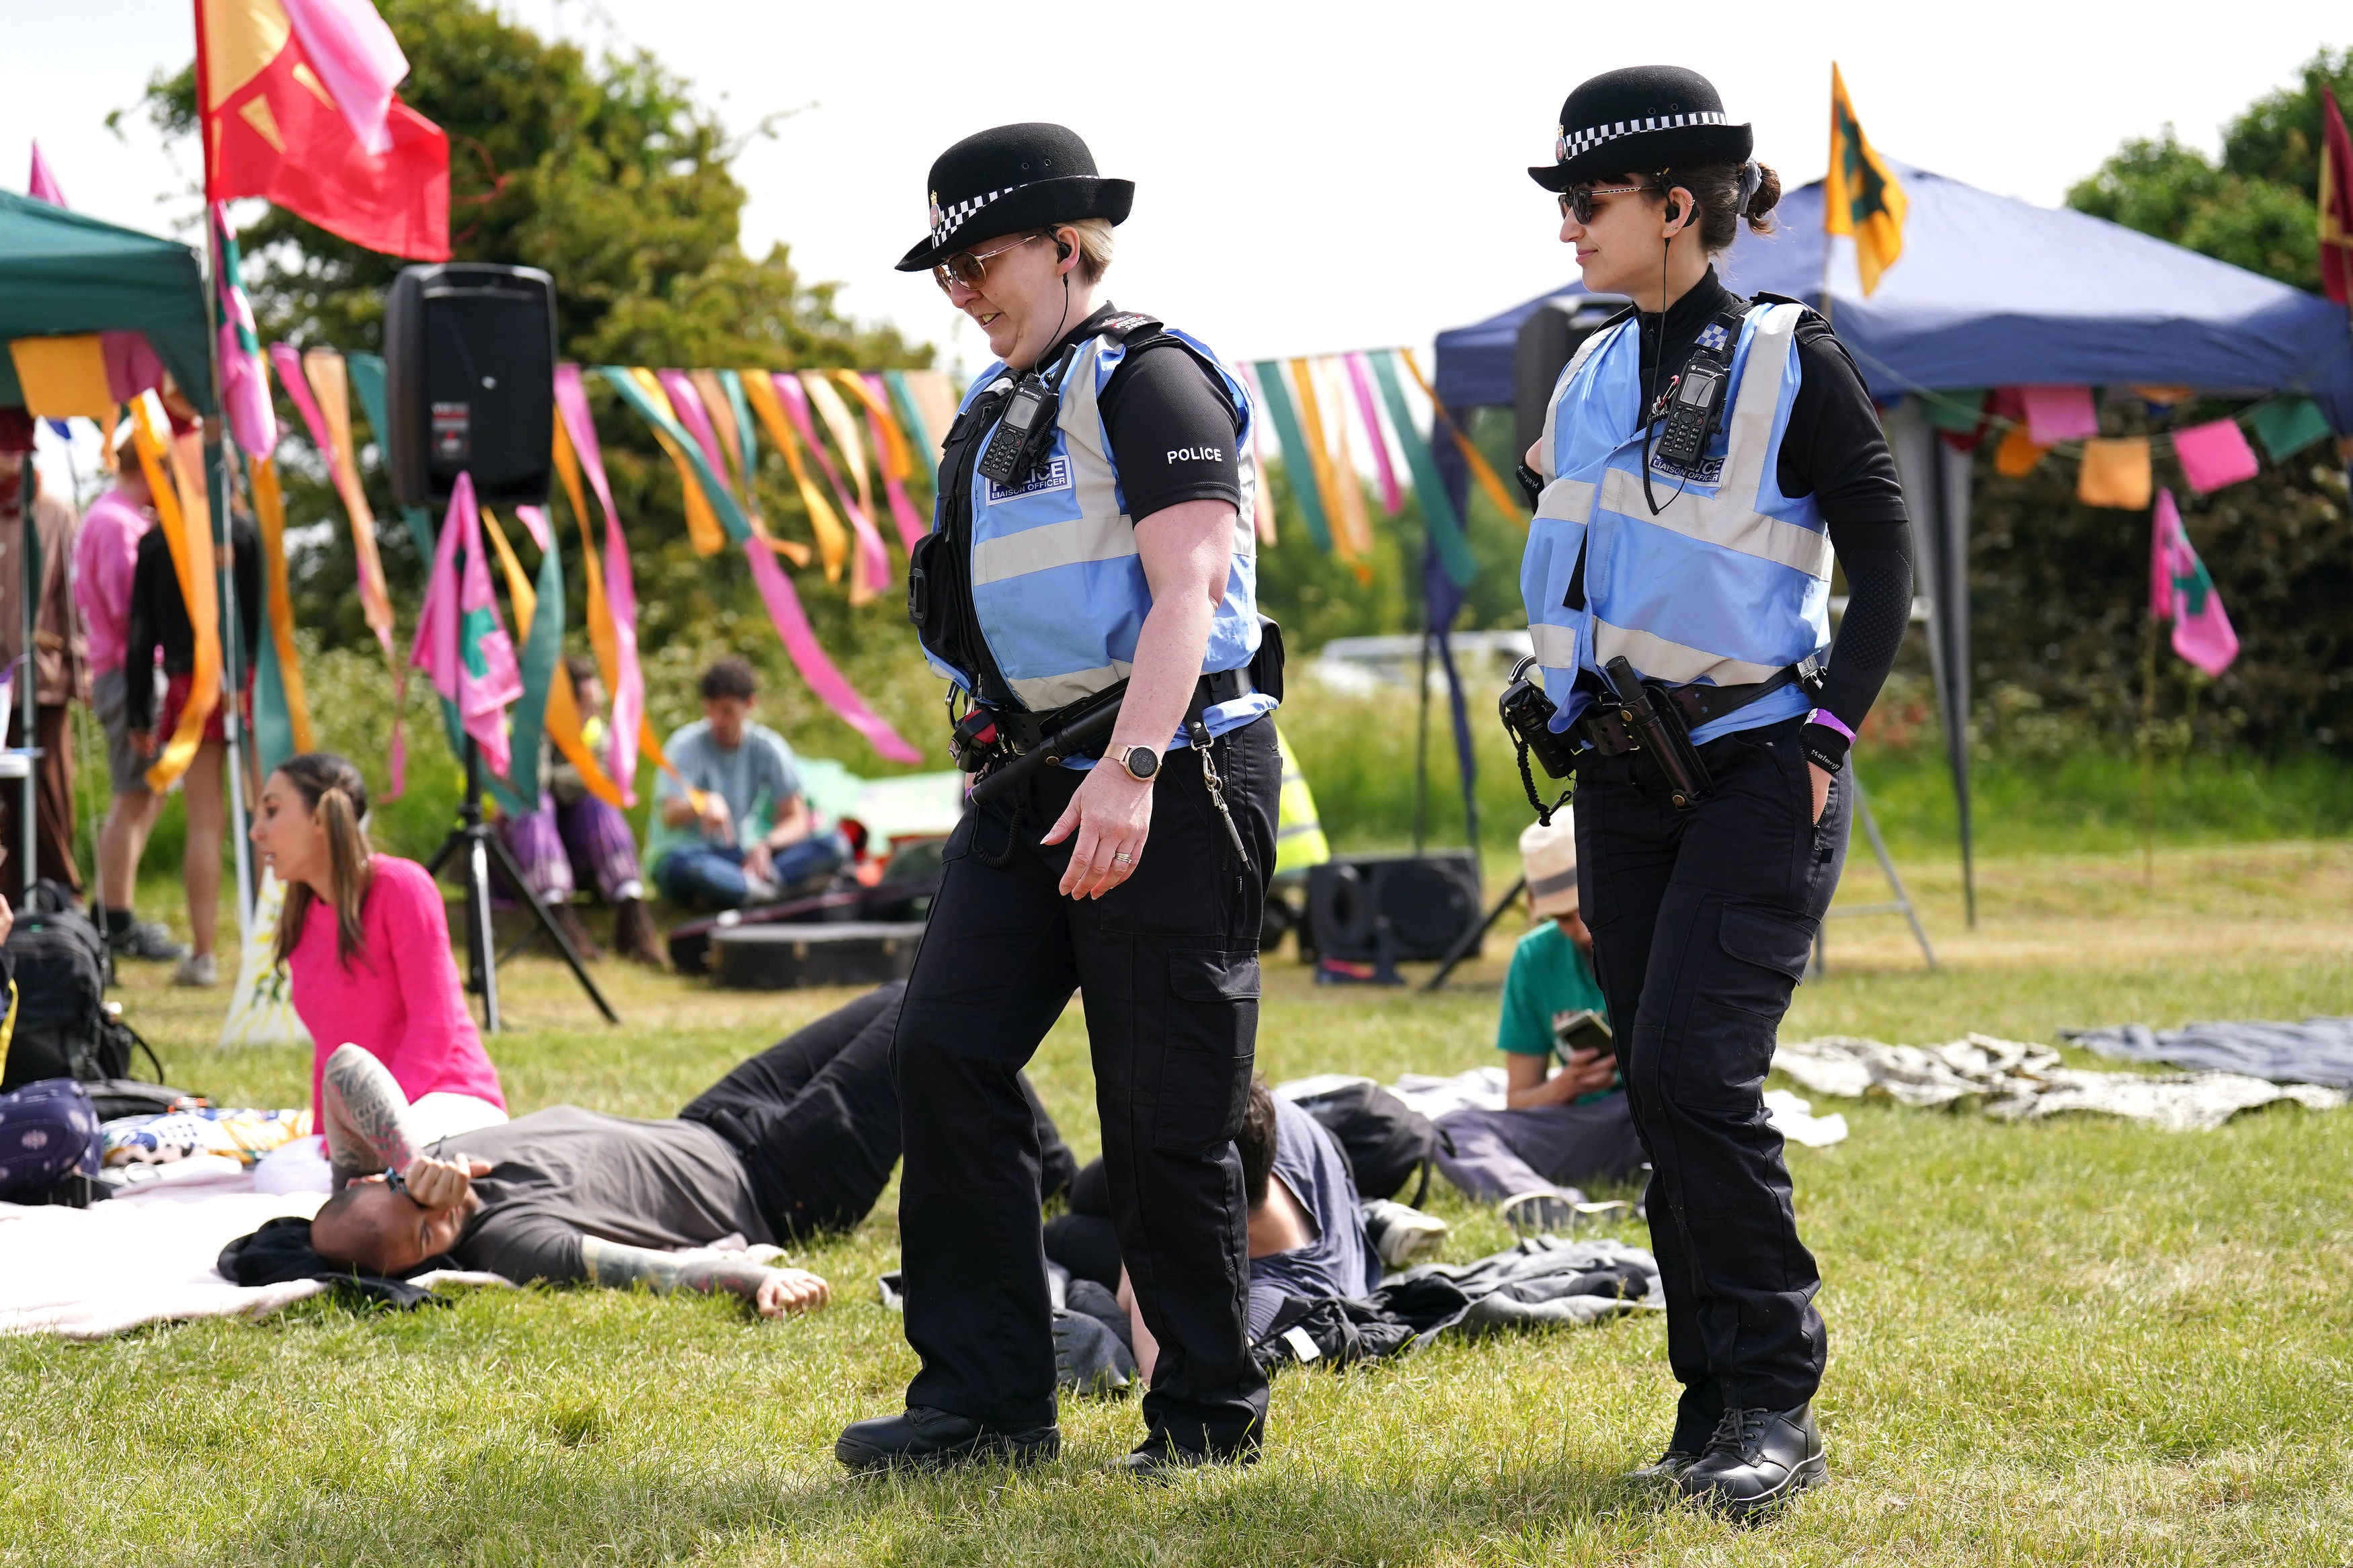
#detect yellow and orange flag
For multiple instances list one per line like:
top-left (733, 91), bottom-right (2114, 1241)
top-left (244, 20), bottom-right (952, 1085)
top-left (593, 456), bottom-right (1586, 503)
top-left (1825, 63), bottom-right (1909, 297)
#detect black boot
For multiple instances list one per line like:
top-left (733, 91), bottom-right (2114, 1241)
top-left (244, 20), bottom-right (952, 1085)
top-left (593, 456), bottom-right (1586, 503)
top-left (1677, 1403), bottom-right (1825, 1516)
top-left (835, 1406), bottom-right (1060, 1473)
top-left (1110, 1430), bottom-right (1258, 1484)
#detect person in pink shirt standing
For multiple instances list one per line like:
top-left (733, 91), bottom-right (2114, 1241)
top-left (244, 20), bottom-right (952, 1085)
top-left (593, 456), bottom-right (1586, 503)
top-left (247, 751), bottom-right (507, 1149)
top-left (72, 435), bottom-right (184, 962)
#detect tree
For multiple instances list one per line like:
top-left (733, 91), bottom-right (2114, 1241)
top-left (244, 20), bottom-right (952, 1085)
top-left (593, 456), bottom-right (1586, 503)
top-left (132, 0), bottom-right (930, 657)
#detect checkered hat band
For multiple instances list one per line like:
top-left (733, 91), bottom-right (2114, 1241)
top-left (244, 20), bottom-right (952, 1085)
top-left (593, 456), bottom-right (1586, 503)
top-left (1554, 110), bottom-right (1727, 165)
top-left (932, 183), bottom-right (1027, 249)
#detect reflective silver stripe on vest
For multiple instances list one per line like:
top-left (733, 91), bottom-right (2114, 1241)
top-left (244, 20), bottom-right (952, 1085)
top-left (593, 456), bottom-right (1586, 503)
top-left (1537, 317), bottom-right (1624, 481)
top-left (1530, 622), bottom-right (1580, 669)
top-left (1009, 659), bottom-right (1133, 712)
top-left (971, 515), bottom-right (1138, 585)
top-left (1536, 475), bottom-right (1596, 524)
top-left (1598, 305), bottom-right (1833, 581)
top-left (1591, 617), bottom-right (1779, 687)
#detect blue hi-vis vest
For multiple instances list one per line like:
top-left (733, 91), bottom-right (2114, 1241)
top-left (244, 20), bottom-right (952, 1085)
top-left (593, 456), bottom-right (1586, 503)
top-left (1522, 298), bottom-right (1832, 745)
top-left (923, 323), bottom-right (1271, 739)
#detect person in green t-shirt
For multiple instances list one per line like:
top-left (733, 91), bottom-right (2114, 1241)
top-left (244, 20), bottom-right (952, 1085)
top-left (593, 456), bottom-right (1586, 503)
top-left (1433, 813), bottom-right (1645, 1231)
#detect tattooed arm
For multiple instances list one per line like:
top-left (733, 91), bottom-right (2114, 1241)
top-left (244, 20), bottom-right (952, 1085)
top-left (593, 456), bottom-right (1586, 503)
top-left (580, 1236), bottom-right (832, 1318)
top-left (320, 1043), bottom-right (421, 1192)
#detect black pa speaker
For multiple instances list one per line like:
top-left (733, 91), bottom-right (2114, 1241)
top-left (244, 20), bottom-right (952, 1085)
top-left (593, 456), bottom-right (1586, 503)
top-left (1514, 293), bottom-right (1630, 463)
top-left (385, 263), bottom-right (557, 509)
top-left (1306, 853), bottom-right (1483, 964)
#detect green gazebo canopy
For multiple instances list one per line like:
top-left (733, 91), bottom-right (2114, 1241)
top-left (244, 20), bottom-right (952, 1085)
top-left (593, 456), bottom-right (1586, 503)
top-left (0, 190), bottom-right (214, 414)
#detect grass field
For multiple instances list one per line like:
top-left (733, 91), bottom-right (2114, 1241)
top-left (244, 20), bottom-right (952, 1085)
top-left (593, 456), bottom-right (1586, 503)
top-left (5, 839), bottom-right (2351, 1565)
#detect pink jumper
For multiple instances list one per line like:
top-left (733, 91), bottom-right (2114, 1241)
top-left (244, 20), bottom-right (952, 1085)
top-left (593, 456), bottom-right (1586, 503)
top-left (288, 855), bottom-right (507, 1120)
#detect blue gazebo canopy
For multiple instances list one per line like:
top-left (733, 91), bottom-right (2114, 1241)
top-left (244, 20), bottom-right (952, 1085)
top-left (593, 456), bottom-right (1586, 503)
top-left (1433, 162), bottom-right (2353, 428)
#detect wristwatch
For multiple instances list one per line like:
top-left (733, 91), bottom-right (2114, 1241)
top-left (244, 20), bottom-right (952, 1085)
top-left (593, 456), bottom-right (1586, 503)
top-left (1113, 744), bottom-right (1160, 782)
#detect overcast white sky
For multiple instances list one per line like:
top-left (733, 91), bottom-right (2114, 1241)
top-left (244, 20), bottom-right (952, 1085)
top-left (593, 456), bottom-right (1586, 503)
top-left (6, 0), bottom-right (2348, 380)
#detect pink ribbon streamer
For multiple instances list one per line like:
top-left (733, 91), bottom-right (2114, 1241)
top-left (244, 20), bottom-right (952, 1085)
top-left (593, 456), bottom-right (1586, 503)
top-left (862, 372), bottom-right (930, 552)
top-left (772, 374), bottom-right (889, 589)
top-left (512, 504), bottom-right (552, 551)
top-left (740, 535), bottom-right (923, 764)
top-left (1345, 352), bottom-right (1402, 515)
top-left (554, 364), bottom-right (645, 798)
top-left (655, 370), bottom-right (734, 494)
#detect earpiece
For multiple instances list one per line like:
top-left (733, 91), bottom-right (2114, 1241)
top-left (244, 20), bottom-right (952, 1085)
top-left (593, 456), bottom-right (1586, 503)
top-left (1663, 200), bottom-right (1681, 226)
top-left (1055, 235), bottom-right (1072, 264)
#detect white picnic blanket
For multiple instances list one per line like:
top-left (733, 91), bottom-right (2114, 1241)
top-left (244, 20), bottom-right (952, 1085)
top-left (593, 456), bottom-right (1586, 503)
top-left (1773, 1034), bottom-right (2348, 1133)
top-left (1359, 1067), bottom-right (1849, 1147)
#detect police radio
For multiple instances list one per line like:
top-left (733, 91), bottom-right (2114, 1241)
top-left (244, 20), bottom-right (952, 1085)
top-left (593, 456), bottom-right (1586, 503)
top-left (1652, 347), bottom-right (1730, 471)
top-left (976, 341), bottom-right (1082, 487)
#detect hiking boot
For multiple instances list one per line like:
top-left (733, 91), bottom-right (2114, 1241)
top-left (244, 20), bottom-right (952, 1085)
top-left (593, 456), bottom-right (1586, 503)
top-left (1678, 1403), bottom-right (1826, 1518)
top-left (610, 897), bottom-right (665, 967)
top-left (170, 952), bottom-right (218, 988)
top-left (1620, 1448), bottom-right (1702, 1487)
top-left (1362, 1198), bottom-right (1450, 1269)
top-left (835, 1406), bottom-right (1060, 1473)
top-left (1111, 1431), bottom-right (1255, 1484)
top-left (111, 919), bottom-right (188, 962)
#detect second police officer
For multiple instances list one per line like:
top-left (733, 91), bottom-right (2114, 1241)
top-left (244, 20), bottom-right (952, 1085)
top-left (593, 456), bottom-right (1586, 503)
top-left (1515, 67), bottom-right (1917, 1515)
top-left (836, 123), bottom-right (1281, 1479)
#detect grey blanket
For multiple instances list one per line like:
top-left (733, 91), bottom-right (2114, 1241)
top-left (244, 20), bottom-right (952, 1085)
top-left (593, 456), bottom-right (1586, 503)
top-left (2064, 1018), bottom-right (2353, 1089)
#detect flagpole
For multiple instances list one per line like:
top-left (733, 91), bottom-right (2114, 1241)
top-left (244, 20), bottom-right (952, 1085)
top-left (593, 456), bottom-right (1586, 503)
top-left (196, 0), bottom-right (257, 938)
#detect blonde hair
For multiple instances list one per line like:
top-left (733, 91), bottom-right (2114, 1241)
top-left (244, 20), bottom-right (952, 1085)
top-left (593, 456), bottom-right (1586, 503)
top-left (271, 752), bottom-right (376, 972)
top-left (1060, 218), bottom-right (1115, 284)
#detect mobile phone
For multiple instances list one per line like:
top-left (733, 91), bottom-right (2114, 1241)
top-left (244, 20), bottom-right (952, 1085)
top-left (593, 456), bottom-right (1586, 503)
top-left (1551, 1007), bottom-right (1613, 1060)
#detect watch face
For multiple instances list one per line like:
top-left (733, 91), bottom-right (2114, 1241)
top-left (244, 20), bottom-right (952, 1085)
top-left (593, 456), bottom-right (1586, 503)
top-left (1123, 747), bottom-right (1159, 780)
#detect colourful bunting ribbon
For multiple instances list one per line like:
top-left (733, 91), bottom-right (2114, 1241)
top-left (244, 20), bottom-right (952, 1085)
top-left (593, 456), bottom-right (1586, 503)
top-left (477, 504), bottom-right (563, 804)
top-left (1369, 349), bottom-right (1476, 588)
top-left (1251, 360), bottom-right (1330, 550)
top-left (643, 370), bottom-right (731, 555)
top-left (1286, 358), bottom-right (1353, 561)
top-left (127, 395), bottom-right (221, 793)
top-left (1317, 360), bottom-right (1375, 573)
top-left (245, 454), bottom-right (316, 774)
top-left (846, 370), bottom-right (928, 552)
top-left (742, 370), bottom-right (849, 579)
top-left (552, 364), bottom-right (651, 800)
top-left (1344, 352), bottom-right (1403, 515)
top-left (1399, 348), bottom-right (1523, 525)
top-left (716, 369), bottom-right (811, 567)
top-left (411, 472), bottom-right (523, 781)
top-left (772, 372), bottom-right (881, 597)
top-left (800, 371), bottom-right (891, 599)
top-left (212, 204), bottom-right (277, 458)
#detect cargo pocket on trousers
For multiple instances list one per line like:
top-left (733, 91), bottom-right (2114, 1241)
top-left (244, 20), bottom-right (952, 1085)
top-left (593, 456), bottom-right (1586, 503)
top-left (1153, 949), bottom-right (1261, 1152)
top-left (1713, 904), bottom-right (1814, 1015)
top-left (1675, 905), bottom-right (1815, 1109)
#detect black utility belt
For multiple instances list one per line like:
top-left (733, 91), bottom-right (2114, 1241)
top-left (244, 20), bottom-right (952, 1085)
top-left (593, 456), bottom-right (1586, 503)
top-left (996, 666), bottom-right (1254, 755)
top-left (1577, 656), bottom-right (1819, 759)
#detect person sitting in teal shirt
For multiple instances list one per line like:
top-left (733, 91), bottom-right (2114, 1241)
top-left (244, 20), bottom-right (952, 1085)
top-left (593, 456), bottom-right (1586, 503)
top-left (1433, 812), bottom-right (1645, 1234)
top-left (647, 657), bottom-right (848, 911)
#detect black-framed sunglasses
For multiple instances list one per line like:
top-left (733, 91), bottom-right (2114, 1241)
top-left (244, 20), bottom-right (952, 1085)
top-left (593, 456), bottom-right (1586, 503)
top-left (1557, 182), bottom-right (1654, 223)
top-left (932, 231), bottom-right (1045, 294)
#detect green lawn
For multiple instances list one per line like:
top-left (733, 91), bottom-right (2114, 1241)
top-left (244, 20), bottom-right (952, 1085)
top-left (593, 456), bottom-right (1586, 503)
top-left (5, 840), bottom-right (2351, 1565)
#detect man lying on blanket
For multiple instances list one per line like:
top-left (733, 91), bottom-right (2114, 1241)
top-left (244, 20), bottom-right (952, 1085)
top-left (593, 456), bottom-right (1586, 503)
top-left (306, 982), bottom-right (1066, 1318)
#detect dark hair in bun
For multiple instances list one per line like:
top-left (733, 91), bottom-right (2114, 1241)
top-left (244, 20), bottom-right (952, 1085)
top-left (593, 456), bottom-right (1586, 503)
top-left (1664, 162), bottom-right (1781, 253)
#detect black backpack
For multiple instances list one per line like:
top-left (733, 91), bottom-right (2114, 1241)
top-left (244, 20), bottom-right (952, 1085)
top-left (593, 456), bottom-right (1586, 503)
top-left (1283, 1079), bottom-right (1450, 1206)
top-left (0, 883), bottom-right (162, 1094)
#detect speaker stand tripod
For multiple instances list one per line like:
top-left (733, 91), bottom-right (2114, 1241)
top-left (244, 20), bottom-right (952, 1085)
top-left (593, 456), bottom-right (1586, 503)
top-left (425, 735), bottom-right (619, 1030)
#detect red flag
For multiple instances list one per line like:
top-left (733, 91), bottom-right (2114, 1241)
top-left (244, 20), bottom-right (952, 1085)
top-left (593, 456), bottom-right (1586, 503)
top-left (2320, 86), bottom-right (2353, 306)
top-left (196, 0), bottom-right (450, 260)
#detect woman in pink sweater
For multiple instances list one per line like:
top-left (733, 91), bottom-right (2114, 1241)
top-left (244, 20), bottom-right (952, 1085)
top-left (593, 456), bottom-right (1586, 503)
top-left (249, 753), bottom-right (507, 1141)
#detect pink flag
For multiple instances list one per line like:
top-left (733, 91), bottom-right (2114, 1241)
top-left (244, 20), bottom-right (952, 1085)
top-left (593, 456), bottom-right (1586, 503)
top-left (278, 0), bottom-right (411, 156)
top-left (2173, 418), bottom-right (2260, 495)
top-left (2150, 489), bottom-right (2239, 675)
top-left (2020, 384), bottom-right (2099, 444)
top-left (212, 205), bottom-right (277, 458)
top-left (28, 142), bottom-right (65, 206)
top-left (411, 474), bottom-right (523, 777)
top-left (1344, 353), bottom-right (1402, 514)
top-left (555, 365), bottom-right (644, 797)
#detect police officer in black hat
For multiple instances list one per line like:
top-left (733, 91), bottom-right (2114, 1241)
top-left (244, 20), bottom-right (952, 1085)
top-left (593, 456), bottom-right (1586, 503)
top-left (1512, 67), bottom-right (1916, 1514)
top-left (835, 122), bottom-right (1281, 1479)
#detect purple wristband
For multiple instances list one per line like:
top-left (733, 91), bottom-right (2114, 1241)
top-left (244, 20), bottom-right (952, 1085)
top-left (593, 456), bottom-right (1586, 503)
top-left (1806, 708), bottom-right (1856, 744)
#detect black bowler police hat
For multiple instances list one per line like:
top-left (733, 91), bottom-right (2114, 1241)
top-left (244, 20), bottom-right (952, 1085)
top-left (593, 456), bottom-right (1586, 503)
top-left (1528, 65), bottom-right (1753, 192)
top-left (895, 122), bottom-right (1135, 273)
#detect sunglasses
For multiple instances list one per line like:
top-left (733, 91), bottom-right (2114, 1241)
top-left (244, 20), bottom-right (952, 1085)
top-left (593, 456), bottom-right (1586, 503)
top-left (932, 231), bottom-right (1044, 294)
top-left (1557, 183), bottom-right (1654, 224)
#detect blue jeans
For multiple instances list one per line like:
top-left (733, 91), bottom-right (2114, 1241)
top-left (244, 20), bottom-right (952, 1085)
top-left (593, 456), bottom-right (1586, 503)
top-left (654, 833), bottom-right (847, 910)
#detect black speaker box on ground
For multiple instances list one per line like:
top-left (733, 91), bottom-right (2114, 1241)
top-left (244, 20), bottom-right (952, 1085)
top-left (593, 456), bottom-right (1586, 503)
top-left (711, 921), bottom-right (926, 990)
top-left (1306, 853), bottom-right (1483, 964)
top-left (1514, 293), bottom-right (1631, 462)
top-left (385, 263), bottom-right (557, 509)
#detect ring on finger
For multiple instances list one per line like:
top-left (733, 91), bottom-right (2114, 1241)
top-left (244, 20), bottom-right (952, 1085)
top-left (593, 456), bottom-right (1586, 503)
top-left (1111, 851), bottom-right (1133, 864)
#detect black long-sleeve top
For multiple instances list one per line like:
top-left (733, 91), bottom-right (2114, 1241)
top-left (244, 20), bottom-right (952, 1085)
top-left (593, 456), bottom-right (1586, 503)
top-left (123, 511), bottom-right (262, 734)
top-left (1626, 267), bottom-right (1915, 765)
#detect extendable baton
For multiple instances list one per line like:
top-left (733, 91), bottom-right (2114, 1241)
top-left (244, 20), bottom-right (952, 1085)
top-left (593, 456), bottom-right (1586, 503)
top-left (966, 684), bottom-right (1126, 805)
top-left (1602, 656), bottom-right (1713, 809)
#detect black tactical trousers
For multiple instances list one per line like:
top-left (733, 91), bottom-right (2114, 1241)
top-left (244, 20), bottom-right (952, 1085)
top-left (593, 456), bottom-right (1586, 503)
top-left (893, 716), bottom-right (1277, 1454)
top-left (1572, 714), bottom-right (1851, 1446)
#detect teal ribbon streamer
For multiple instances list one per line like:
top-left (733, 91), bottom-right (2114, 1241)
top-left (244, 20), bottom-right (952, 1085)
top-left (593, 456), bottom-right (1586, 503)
top-left (719, 367), bottom-right (759, 483)
top-left (883, 370), bottom-right (931, 462)
top-left (504, 522), bottom-right (564, 807)
top-left (348, 350), bottom-right (524, 813)
top-left (1249, 361), bottom-right (1331, 551)
top-left (251, 624), bottom-right (292, 777)
top-left (1369, 349), bottom-right (1476, 588)
top-left (597, 368), bottom-right (754, 544)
